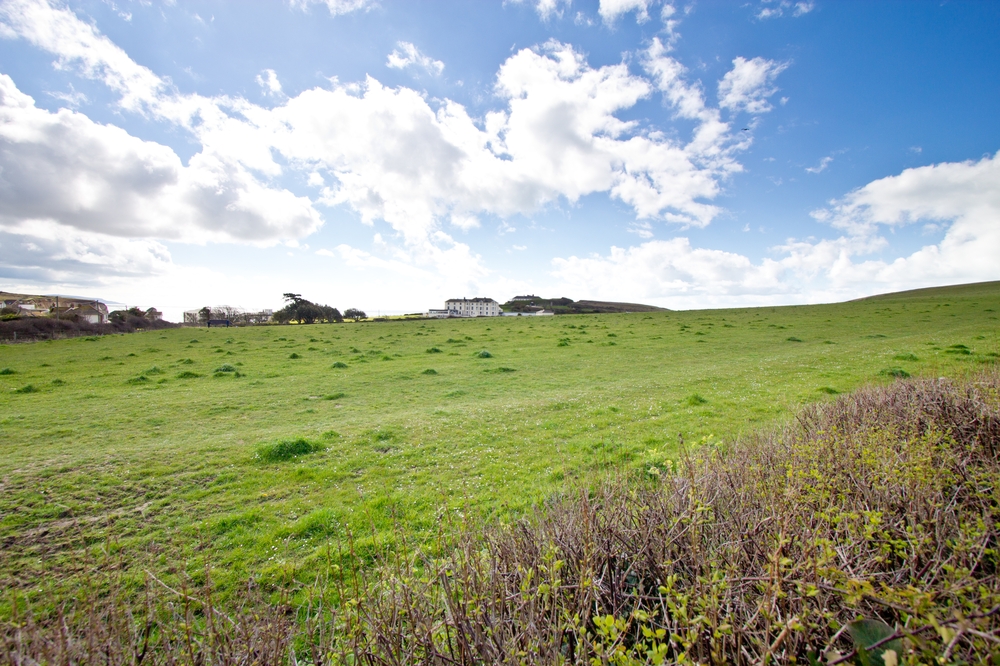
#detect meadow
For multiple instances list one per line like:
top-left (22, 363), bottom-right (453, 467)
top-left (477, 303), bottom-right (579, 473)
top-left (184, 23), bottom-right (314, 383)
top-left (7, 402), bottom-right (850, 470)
top-left (1, 281), bottom-right (998, 607)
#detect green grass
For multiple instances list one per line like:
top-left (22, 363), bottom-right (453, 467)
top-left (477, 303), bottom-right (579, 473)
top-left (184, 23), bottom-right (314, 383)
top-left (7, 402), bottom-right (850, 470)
top-left (1, 281), bottom-right (998, 606)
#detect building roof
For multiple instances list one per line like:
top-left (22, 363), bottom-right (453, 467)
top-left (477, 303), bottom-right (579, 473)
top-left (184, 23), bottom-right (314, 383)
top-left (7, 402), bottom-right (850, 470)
top-left (445, 297), bottom-right (497, 303)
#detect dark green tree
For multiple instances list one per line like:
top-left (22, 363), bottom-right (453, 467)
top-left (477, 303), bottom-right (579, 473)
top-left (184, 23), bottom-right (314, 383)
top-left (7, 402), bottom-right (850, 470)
top-left (274, 295), bottom-right (343, 324)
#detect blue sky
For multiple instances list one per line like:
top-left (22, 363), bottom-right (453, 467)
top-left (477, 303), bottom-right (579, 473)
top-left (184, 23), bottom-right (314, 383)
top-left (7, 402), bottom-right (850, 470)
top-left (1, 0), bottom-right (998, 319)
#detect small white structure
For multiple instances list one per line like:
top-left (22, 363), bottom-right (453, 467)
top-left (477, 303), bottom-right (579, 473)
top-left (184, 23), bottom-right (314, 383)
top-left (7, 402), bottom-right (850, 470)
top-left (502, 309), bottom-right (554, 316)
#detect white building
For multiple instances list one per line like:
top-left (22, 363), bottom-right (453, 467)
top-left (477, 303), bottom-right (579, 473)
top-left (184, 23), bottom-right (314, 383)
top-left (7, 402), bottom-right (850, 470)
top-left (443, 297), bottom-right (503, 317)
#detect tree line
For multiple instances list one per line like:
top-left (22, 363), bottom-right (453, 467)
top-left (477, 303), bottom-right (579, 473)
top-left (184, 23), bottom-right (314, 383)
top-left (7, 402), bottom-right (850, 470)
top-left (267, 294), bottom-right (366, 325)
top-left (192, 295), bottom-right (367, 326)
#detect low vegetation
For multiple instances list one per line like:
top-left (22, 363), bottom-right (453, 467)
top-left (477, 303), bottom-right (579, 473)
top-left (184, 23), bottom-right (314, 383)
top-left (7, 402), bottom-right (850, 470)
top-left (0, 311), bottom-right (177, 341)
top-left (501, 296), bottom-right (668, 315)
top-left (4, 372), bottom-right (998, 663)
top-left (1, 281), bottom-right (999, 662)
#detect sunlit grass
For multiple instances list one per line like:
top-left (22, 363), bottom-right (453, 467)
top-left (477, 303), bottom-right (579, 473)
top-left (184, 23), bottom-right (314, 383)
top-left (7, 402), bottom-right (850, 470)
top-left (0, 281), bottom-right (998, 606)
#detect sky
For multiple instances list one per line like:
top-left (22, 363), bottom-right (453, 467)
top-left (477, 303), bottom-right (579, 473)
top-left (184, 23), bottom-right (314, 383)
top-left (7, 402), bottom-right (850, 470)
top-left (0, 0), bottom-right (998, 320)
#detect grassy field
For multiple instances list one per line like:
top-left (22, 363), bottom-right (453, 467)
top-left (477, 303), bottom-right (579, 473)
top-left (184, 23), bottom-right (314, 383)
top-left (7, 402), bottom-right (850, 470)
top-left (1, 281), bottom-right (998, 606)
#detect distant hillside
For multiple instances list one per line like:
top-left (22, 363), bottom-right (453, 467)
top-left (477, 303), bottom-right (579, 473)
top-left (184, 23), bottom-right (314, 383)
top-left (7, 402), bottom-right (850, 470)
top-left (851, 280), bottom-right (1000, 302)
top-left (500, 297), bottom-right (668, 314)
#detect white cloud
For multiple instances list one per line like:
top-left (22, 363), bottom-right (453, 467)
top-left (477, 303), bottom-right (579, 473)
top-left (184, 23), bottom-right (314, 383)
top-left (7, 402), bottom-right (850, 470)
top-left (0, 219), bottom-right (174, 285)
top-left (628, 221), bottom-right (654, 238)
top-left (718, 56), bottom-right (788, 114)
top-left (598, 0), bottom-right (652, 24)
top-left (386, 41), bottom-right (444, 76)
top-left (755, 1), bottom-right (814, 20)
top-left (552, 152), bottom-right (1000, 307)
top-left (288, 0), bottom-right (376, 17)
top-left (0, 74), bottom-right (322, 244)
top-left (513, 0), bottom-right (572, 21)
top-left (0, 0), bottom-right (164, 111)
top-left (794, 2), bottom-right (815, 16)
top-left (0, 0), bottom-right (784, 292)
top-left (256, 68), bottom-right (283, 96)
top-left (806, 156), bottom-right (832, 173)
top-left (46, 83), bottom-right (87, 108)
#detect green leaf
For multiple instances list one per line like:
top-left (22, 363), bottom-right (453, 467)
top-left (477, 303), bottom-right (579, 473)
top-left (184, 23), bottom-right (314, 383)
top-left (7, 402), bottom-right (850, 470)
top-left (847, 619), bottom-right (902, 665)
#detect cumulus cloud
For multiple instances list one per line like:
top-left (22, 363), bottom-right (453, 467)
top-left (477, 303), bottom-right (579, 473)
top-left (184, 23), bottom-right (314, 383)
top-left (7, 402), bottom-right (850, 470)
top-left (718, 56), bottom-right (788, 114)
top-left (255, 68), bottom-right (283, 96)
top-left (288, 0), bottom-right (377, 16)
top-left (264, 39), bottom-right (752, 242)
top-left (0, 74), bottom-right (322, 243)
top-left (513, 0), bottom-right (572, 21)
top-left (552, 152), bottom-right (1000, 307)
top-left (598, 0), bottom-right (652, 24)
top-left (0, 219), bottom-right (174, 285)
top-left (0, 0), bottom-right (789, 290)
top-left (386, 42), bottom-right (444, 76)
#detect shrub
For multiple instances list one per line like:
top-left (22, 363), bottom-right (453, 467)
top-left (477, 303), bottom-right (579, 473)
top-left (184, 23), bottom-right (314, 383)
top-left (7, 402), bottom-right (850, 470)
top-left (0, 316), bottom-right (177, 342)
top-left (253, 438), bottom-right (321, 463)
top-left (686, 392), bottom-right (708, 405)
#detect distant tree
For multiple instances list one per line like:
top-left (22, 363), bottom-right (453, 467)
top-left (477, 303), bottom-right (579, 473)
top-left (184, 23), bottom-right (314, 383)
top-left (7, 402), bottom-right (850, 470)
top-left (126, 307), bottom-right (146, 318)
top-left (296, 303), bottom-right (323, 325)
top-left (109, 310), bottom-right (128, 323)
top-left (274, 294), bottom-right (343, 324)
top-left (344, 308), bottom-right (366, 321)
top-left (212, 305), bottom-right (243, 321)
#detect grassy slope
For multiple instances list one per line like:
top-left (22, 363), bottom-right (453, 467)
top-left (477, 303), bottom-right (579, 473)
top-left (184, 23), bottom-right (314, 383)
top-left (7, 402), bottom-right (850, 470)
top-left (1, 282), bottom-right (998, 599)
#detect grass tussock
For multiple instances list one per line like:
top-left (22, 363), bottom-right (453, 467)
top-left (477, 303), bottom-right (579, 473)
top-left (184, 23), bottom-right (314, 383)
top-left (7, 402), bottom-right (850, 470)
top-left (4, 372), bottom-right (999, 663)
top-left (253, 437), bottom-right (322, 463)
